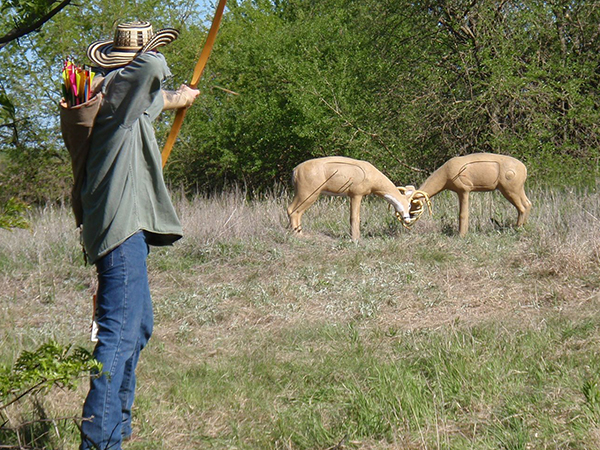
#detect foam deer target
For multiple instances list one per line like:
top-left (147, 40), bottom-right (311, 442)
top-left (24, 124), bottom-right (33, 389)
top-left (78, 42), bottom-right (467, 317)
top-left (404, 153), bottom-right (532, 236)
top-left (287, 156), bottom-right (428, 240)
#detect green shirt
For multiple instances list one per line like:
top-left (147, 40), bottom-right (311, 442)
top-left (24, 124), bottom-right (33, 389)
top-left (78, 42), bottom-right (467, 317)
top-left (81, 52), bottom-right (182, 264)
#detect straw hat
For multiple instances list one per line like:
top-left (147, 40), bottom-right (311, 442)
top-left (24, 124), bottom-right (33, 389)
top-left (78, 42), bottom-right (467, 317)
top-left (87, 21), bottom-right (179, 69)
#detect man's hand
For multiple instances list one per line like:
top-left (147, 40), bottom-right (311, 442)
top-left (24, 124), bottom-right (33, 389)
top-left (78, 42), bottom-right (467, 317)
top-left (162, 84), bottom-right (200, 111)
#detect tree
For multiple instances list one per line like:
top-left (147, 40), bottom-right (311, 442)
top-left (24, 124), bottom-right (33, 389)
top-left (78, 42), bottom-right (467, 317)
top-left (400, 0), bottom-right (600, 184)
top-left (167, 0), bottom-right (447, 190)
top-left (0, 0), bottom-right (73, 50)
top-left (173, 0), bottom-right (600, 190)
top-left (4, 0), bottom-right (600, 202)
top-left (0, 0), bottom-right (76, 223)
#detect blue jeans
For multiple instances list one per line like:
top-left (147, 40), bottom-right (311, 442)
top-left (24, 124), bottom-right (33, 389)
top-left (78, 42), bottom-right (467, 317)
top-left (80, 231), bottom-right (153, 450)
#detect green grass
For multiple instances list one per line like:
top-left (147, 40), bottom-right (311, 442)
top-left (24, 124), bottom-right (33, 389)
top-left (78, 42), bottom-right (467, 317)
top-left (131, 317), bottom-right (600, 449)
top-left (2, 185), bottom-right (600, 449)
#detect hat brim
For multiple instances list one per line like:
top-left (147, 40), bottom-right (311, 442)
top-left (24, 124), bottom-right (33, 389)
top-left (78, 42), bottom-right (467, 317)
top-left (87, 28), bottom-right (179, 69)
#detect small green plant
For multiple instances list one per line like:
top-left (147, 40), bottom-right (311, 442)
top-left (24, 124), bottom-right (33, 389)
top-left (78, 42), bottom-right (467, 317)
top-left (583, 378), bottom-right (600, 413)
top-left (0, 197), bottom-right (29, 230)
top-left (0, 340), bottom-right (101, 449)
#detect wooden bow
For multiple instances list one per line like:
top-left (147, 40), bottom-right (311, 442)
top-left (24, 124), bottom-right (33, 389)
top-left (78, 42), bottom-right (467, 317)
top-left (161, 0), bottom-right (228, 167)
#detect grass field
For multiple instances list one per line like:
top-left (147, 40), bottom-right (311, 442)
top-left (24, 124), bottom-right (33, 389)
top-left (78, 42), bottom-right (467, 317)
top-left (2, 185), bottom-right (600, 449)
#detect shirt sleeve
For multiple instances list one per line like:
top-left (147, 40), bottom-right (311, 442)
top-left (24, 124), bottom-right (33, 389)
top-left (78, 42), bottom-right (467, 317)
top-left (103, 52), bottom-right (171, 128)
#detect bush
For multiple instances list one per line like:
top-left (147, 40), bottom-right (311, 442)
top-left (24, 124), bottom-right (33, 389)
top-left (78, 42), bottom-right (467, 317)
top-left (0, 340), bottom-right (101, 449)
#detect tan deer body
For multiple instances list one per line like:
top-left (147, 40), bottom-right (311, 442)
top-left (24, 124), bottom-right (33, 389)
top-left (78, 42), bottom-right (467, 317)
top-left (417, 153), bottom-right (532, 236)
top-left (287, 156), bottom-right (413, 240)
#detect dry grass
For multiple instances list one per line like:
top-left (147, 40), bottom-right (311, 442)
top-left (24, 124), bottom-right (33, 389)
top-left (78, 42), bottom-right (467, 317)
top-left (2, 185), bottom-right (600, 449)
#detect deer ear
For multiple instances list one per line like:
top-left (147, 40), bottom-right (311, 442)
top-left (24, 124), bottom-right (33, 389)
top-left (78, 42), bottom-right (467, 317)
top-left (397, 185), bottom-right (414, 196)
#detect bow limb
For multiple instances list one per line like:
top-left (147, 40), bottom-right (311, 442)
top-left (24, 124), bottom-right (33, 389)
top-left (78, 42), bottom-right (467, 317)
top-left (161, 0), bottom-right (228, 168)
top-left (161, 107), bottom-right (188, 168)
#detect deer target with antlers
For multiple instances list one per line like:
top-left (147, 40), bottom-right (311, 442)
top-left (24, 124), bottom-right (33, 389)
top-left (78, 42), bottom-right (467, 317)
top-left (406, 153), bottom-right (532, 236)
top-left (287, 156), bottom-right (430, 240)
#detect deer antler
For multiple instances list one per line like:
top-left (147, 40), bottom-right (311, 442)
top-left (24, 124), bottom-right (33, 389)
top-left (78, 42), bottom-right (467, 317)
top-left (395, 186), bottom-right (432, 228)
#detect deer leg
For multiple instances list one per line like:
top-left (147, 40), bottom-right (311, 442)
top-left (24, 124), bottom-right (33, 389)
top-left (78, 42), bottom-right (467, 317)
top-left (457, 191), bottom-right (470, 237)
top-left (287, 192), bottom-right (320, 234)
top-left (499, 187), bottom-right (532, 227)
top-left (521, 192), bottom-right (532, 225)
top-left (349, 195), bottom-right (363, 240)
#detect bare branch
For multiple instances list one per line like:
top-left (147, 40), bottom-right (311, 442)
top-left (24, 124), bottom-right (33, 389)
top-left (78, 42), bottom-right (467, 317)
top-left (312, 87), bottom-right (426, 174)
top-left (0, 0), bottom-right (72, 50)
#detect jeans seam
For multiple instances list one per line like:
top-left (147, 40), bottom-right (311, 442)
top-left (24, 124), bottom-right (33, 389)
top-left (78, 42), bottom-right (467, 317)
top-left (102, 245), bottom-right (129, 444)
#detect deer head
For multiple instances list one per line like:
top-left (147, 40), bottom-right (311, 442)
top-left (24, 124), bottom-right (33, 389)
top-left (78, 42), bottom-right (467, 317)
top-left (397, 185), bottom-right (432, 227)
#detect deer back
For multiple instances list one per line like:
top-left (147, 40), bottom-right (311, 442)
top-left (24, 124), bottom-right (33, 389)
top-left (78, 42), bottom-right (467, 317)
top-left (436, 153), bottom-right (526, 193)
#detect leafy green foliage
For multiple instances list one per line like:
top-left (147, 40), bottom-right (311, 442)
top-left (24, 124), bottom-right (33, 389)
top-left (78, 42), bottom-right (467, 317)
top-left (0, 340), bottom-right (101, 449)
top-left (172, 0), bottom-right (600, 190)
top-left (0, 197), bottom-right (30, 229)
top-left (0, 0), bottom-right (66, 46)
top-left (0, 340), bottom-right (101, 404)
top-left (0, 86), bottom-right (16, 147)
top-left (1, 0), bottom-right (59, 22)
top-left (3, 0), bottom-right (600, 202)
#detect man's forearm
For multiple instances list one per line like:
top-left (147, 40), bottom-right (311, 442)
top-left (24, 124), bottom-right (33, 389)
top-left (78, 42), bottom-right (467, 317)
top-left (162, 85), bottom-right (198, 111)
